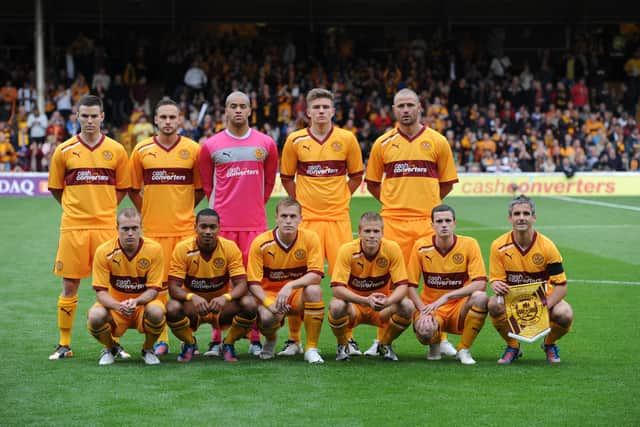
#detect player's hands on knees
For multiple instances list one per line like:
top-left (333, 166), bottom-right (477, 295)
top-left (368, 293), bottom-right (387, 311)
top-left (209, 296), bottom-right (226, 313)
top-left (119, 298), bottom-right (136, 316)
top-left (424, 297), bottom-right (445, 314)
top-left (266, 303), bottom-right (280, 314)
top-left (491, 280), bottom-right (510, 296)
top-left (276, 285), bottom-right (292, 313)
top-left (190, 294), bottom-right (210, 316)
top-left (415, 312), bottom-right (437, 333)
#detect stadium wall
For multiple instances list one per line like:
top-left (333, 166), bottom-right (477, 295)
top-left (3, 172), bottom-right (638, 198)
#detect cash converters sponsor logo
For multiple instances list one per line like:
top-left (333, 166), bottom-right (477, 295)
top-left (384, 160), bottom-right (437, 178)
top-left (264, 266), bottom-right (307, 281)
top-left (425, 276), bottom-right (464, 289)
top-left (111, 276), bottom-right (147, 293)
top-left (349, 276), bottom-right (388, 291)
top-left (143, 168), bottom-right (193, 185)
top-left (393, 163), bottom-right (428, 174)
top-left (306, 164), bottom-right (340, 176)
top-left (186, 276), bottom-right (227, 292)
top-left (460, 179), bottom-right (616, 195)
top-left (506, 271), bottom-right (548, 285)
top-left (151, 170), bottom-right (187, 182)
top-left (226, 167), bottom-right (260, 177)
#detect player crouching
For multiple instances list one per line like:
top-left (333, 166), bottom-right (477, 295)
top-left (247, 198), bottom-right (326, 364)
top-left (87, 208), bottom-right (166, 366)
top-left (328, 212), bottom-right (413, 362)
top-left (165, 208), bottom-right (257, 363)
top-left (408, 205), bottom-right (489, 365)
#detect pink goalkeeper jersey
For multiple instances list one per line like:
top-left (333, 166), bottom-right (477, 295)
top-left (200, 128), bottom-right (278, 231)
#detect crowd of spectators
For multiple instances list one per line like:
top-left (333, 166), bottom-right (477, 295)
top-left (1, 24), bottom-right (639, 174)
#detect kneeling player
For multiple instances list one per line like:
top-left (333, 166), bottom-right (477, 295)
top-left (329, 212), bottom-right (413, 362)
top-left (166, 208), bottom-right (257, 362)
top-left (247, 197), bottom-right (326, 364)
top-left (87, 208), bottom-right (166, 366)
top-left (408, 205), bottom-right (488, 365)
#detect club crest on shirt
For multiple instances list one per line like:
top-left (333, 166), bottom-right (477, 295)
top-left (376, 257), bottom-right (388, 268)
top-left (102, 150), bottom-right (113, 161)
top-left (332, 142), bottom-right (343, 152)
top-left (420, 142), bottom-right (432, 151)
top-left (294, 249), bottom-right (306, 260)
top-left (532, 253), bottom-right (544, 265)
top-left (179, 149), bottom-right (190, 160)
top-left (452, 253), bottom-right (464, 264)
top-left (214, 257), bottom-right (226, 269)
top-left (137, 258), bottom-right (151, 270)
top-left (255, 148), bottom-right (266, 160)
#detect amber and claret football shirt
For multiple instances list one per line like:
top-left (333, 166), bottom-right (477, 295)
top-left (48, 135), bottom-right (130, 230)
top-left (168, 235), bottom-right (246, 300)
top-left (365, 126), bottom-right (458, 219)
top-left (130, 136), bottom-right (202, 236)
top-left (490, 231), bottom-right (567, 294)
top-left (247, 228), bottom-right (324, 293)
top-left (280, 127), bottom-right (363, 221)
top-left (330, 238), bottom-right (408, 297)
top-left (407, 234), bottom-right (487, 304)
top-left (92, 237), bottom-right (163, 301)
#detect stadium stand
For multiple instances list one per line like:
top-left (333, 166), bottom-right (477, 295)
top-left (0, 4), bottom-right (639, 173)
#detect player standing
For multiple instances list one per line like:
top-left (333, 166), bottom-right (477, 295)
top-left (364, 88), bottom-right (459, 356)
top-left (200, 91), bottom-right (278, 356)
top-left (48, 94), bottom-right (130, 360)
top-left (129, 98), bottom-right (204, 356)
top-left (279, 88), bottom-right (364, 356)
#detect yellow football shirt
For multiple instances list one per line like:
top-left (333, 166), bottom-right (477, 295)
top-left (130, 136), bottom-right (202, 236)
top-left (92, 236), bottom-right (163, 301)
top-left (408, 234), bottom-right (487, 304)
top-left (247, 228), bottom-right (324, 293)
top-left (331, 238), bottom-right (408, 297)
top-left (365, 126), bottom-right (458, 219)
top-left (48, 135), bottom-right (130, 230)
top-left (168, 235), bottom-right (246, 299)
top-left (490, 231), bottom-right (567, 293)
top-left (280, 127), bottom-right (363, 221)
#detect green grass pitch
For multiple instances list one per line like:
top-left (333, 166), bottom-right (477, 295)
top-left (1, 195), bottom-right (639, 425)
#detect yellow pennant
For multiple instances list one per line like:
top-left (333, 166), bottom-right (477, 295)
top-left (504, 281), bottom-right (550, 343)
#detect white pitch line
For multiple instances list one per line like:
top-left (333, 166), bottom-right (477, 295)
top-left (353, 224), bottom-right (638, 236)
top-left (457, 224), bottom-right (639, 231)
top-left (547, 196), bottom-right (640, 212)
top-left (568, 279), bottom-right (640, 286)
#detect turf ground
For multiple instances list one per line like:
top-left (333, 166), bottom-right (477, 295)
top-left (1, 195), bottom-right (639, 426)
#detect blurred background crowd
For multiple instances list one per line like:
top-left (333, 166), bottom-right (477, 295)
top-left (1, 19), bottom-right (639, 175)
